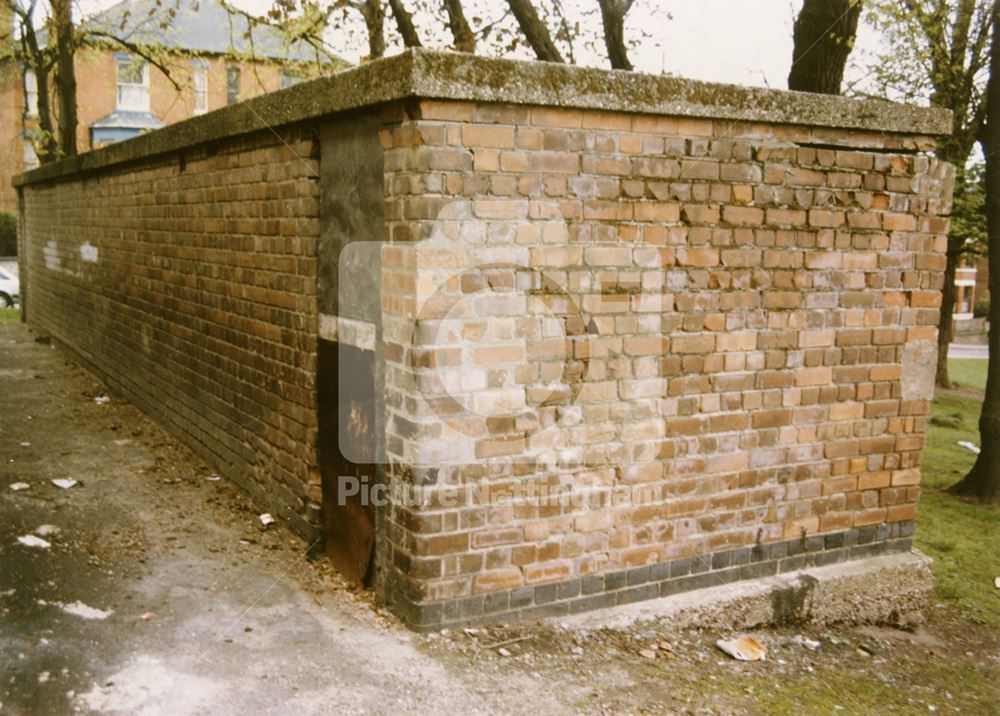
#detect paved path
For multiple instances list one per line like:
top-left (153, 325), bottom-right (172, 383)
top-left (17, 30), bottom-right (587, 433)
top-left (0, 323), bottom-right (528, 716)
top-left (949, 343), bottom-right (989, 360)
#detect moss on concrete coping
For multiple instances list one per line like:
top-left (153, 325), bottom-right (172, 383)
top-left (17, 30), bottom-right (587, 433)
top-left (14, 49), bottom-right (952, 188)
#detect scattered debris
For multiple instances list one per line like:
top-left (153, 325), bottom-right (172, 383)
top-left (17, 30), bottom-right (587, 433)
top-left (9, 482), bottom-right (30, 491)
top-left (204, 474), bottom-right (220, 481)
top-left (51, 478), bottom-right (78, 489)
top-left (259, 513), bottom-right (275, 527)
top-left (497, 647), bottom-right (512, 657)
top-left (140, 612), bottom-right (156, 621)
top-left (58, 601), bottom-right (112, 620)
top-left (0, 589), bottom-right (15, 597)
top-left (792, 635), bottom-right (822, 651)
top-left (35, 524), bottom-right (60, 536)
top-left (958, 441), bottom-right (981, 455)
top-left (37, 672), bottom-right (50, 684)
top-left (639, 648), bottom-right (658, 659)
top-left (716, 636), bottom-right (767, 661)
top-left (94, 396), bottom-right (110, 405)
top-left (994, 577), bottom-right (1000, 589)
top-left (19, 442), bottom-right (30, 447)
top-left (17, 535), bottom-right (51, 549)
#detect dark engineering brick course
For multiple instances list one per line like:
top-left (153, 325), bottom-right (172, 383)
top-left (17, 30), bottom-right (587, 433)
top-left (399, 522), bottom-right (915, 630)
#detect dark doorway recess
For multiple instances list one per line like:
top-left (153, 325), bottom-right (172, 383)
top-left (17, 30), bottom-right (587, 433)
top-left (317, 338), bottom-right (376, 585)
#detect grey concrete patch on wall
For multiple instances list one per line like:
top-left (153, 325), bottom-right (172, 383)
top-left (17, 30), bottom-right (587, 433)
top-left (901, 340), bottom-right (938, 401)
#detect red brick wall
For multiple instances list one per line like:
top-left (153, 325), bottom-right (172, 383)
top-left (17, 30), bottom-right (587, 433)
top-left (20, 127), bottom-right (322, 534)
top-left (377, 100), bottom-right (952, 625)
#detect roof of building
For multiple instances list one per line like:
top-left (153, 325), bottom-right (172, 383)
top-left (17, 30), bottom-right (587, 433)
top-left (80, 0), bottom-right (336, 64)
top-left (91, 110), bottom-right (165, 130)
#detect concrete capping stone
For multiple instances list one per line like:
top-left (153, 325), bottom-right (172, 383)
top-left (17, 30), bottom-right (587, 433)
top-left (14, 49), bottom-right (951, 189)
top-left (399, 522), bottom-right (916, 631)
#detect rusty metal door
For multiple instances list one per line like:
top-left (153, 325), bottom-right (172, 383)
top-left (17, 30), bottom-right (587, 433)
top-left (318, 339), bottom-right (376, 585)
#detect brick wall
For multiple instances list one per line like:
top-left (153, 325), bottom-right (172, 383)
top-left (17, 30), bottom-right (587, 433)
top-left (15, 50), bottom-right (953, 629)
top-left (20, 127), bottom-right (322, 534)
top-left (377, 99), bottom-right (953, 628)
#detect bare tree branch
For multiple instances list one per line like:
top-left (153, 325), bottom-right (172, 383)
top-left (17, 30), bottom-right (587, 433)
top-left (596, 0), bottom-right (634, 70)
top-left (86, 30), bottom-right (183, 91)
top-left (443, 0), bottom-right (474, 52)
top-left (388, 0), bottom-right (421, 47)
top-left (506, 0), bottom-right (564, 62)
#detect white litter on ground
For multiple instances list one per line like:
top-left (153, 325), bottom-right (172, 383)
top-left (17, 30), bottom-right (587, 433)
top-left (35, 524), bottom-right (60, 537)
top-left (57, 601), bottom-right (112, 620)
top-left (204, 474), bottom-right (220, 481)
top-left (94, 396), bottom-right (110, 405)
top-left (19, 442), bottom-right (30, 447)
top-left (792, 635), bottom-right (821, 651)
top-left (958, 441), bottom-right (981, 454)
top-left (17, 535), bottom-right (51, 549)
top-left (51, 479), bottom-right (78, 489)
top-left (9, 482), bottom-right (30, 491)
top-left (716, 636), bottom-right (767, 661)
top-left (259, 513), bottom-right (275, 526)
top-left (37, 672), bottom-right (50, 684)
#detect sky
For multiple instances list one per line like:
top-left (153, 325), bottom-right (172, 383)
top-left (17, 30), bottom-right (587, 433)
top-left (71, 0), bottom-right (886, 96)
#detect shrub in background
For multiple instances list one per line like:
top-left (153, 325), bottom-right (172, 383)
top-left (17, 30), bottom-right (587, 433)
top-left (0, 212), bottom-right (16, 257)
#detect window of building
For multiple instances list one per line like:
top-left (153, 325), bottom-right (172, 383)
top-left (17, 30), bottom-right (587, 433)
top-left (192, 65), bottom-right (208, 115)
top-left (226, 66), bottom-right (240, 105)
top-left (24, 69), bottom-right (38, 117)
top-left (116, 56), bottom-right (150, 111)
top-left (281, 70), bottom-right (304, 89)
top-left (23, 139), bottom-right (38, 170)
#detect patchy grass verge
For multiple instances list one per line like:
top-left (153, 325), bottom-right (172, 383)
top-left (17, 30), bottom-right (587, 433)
top-left (0, 307), bottom-right (19, 324)
top-left (917, 358), bottom-right (1000, 627)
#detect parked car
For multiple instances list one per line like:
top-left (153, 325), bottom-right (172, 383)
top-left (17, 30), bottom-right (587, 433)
top-left (0, 266), bottom-right (20, 308)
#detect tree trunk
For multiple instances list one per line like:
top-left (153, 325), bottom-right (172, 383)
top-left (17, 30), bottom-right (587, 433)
top-left (787, 0), bottom-right (863, 94)
top-left (443, 0), bottom-right (475, 53)
top-left (507, 0), bottom-right (564, 63)
top-left (361, 0), bottom-right (385, 60)
top-left (388, 0), bottom-right (421, 47)
top-left (950, 1), bottom-right (1000, 503)
top-left (52, 0), bottom-right (77, 156)
top-left (596, 0), bottom-right (634, 70)
top-left (19, 12), bottom-right (59, 162)
top-left (936, 235), bottom-right (963, 388)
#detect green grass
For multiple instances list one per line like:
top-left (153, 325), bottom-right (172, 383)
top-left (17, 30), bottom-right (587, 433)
top-left (0, 307), bottom-right (19, 324)
top-left (916, 358), bottom-right (1000, 627)
top-left (754, 660), bottom-right (1000, 715)
top-left (947, 357), bottom-right (988, 392)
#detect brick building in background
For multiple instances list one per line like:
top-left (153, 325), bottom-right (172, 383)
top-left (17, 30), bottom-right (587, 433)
top-left (0, 0), bottom-right (343, 214)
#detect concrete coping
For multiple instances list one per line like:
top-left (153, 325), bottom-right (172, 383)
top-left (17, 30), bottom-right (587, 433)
top-left (13, 48), bottom-right (952, 188)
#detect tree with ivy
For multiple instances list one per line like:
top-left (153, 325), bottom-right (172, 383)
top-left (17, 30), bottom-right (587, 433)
top-left (2, 0), bottom-right (192, 165)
